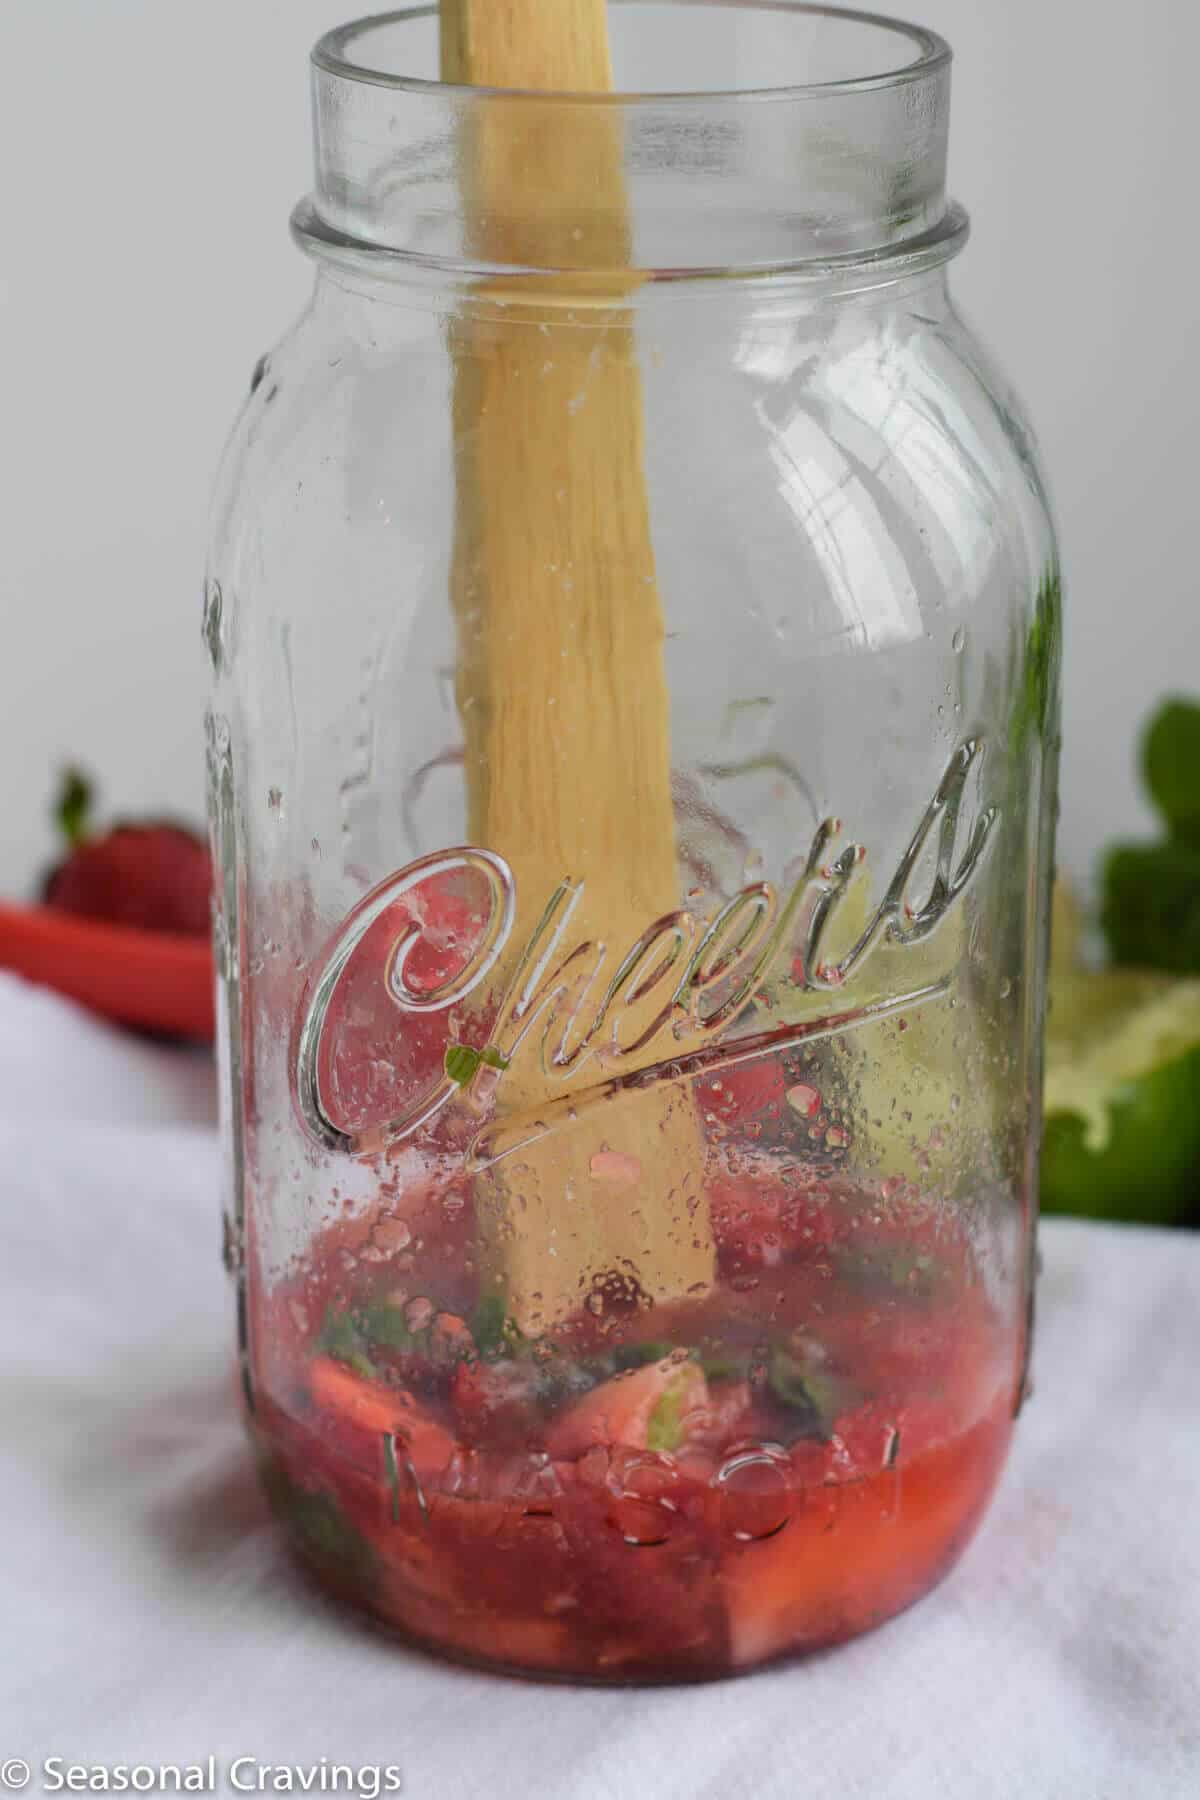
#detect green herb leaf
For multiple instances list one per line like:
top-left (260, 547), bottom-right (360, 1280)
top-left (613, 1341), bottom-right (675, 1372)
top-left (766, 1348), bottom-right (852, 1440)
top-left (468, 1291), bottom-right (527, 1360)
top-left (698, 1352), bottom-right (746, 1383)
top-left (469, 1291), bottom-right (507, 1355)
top-left (1011, 566), bottom-right (1063, 760)
top-left (1143, 698), bottom-right (1200, 849)
top-left (444, 1044), bottom-right (481, 1086)
top-left (55, 768), bottom-right (94, 848)
top-left (315, 1305), bottom-right (377, 1380)
top-left (358, 1301), bottom-right (420, 1355)
top-left (444, 1043), bottom-right (510, 1087)
top-left (1101, 842), bottom-right (1200, 976)
top-left (837, 1246), bottom-right (942, 1300)
top-left (262, 1463), bottom-right (377, 1579)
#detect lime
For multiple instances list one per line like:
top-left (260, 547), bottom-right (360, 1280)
top-left (1042, 970), bottom-right (1200, 1224)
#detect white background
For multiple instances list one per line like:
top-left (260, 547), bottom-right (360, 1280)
top-left (2, 0), bottom-right (1197, 895)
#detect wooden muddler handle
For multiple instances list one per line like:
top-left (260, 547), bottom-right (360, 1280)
top-left (441, 0), bottom-right (714, 1333)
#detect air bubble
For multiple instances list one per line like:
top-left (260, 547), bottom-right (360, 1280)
top-left (716, 1450), bottom-right (793, 1542)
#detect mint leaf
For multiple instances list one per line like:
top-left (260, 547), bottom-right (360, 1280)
top-left (444, 1043), bottom-right (510, 1087)
top-left (1143, 698), bottom-right (1200, 849)
top-left (444, 1044), bottom-right (480, 1086)
top-left (1011, 566), bottom-right (1063, 759)
top-left (469, 1292), bottom-right (507, 1355)
top-left (837, 1246), bottom-right (942, 1300)
top-left (614, 1341), bottom-right (674, 1372)
top-left (469, 1291), bottom-right (527, 1360)
top-left (766, 1348), bottom-right (853, 1440)
top-left (316, 1305), bottom-right (376, 1380)
top-left (262, 1464), bottom-right (377, 1579)
top-left (1102, 842), bottom-right (1200, 975)
top-left (698, 1356), bottom-right (743, 1383)
top-left (359, 1301), bottom-right (420, 1355)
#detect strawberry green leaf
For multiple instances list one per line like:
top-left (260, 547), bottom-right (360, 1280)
top-left (55, 767), bottom-right (94, 848)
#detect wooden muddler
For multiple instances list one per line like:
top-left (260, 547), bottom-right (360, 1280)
top-left (440, 0), bottom-right (715, 1333)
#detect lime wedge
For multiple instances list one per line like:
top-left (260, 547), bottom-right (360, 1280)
top-left (1042, 970), bottom-right (1200, 1223)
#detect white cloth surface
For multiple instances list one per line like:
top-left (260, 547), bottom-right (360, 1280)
top-left (0, 974), bottom-right (217, 1131)
top-left (1, 973), bottom-right (1198, 1799)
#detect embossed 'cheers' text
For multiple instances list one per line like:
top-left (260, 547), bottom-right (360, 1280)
top-left (293, 739), bottom-right (996, 1157)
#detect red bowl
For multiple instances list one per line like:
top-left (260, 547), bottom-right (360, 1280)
top-left (0, 902), bottom-right (215, 1042)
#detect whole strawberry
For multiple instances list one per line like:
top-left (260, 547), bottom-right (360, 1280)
top-left (42, 769), bottom-right (212, 938)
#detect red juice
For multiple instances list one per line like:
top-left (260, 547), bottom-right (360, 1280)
top-left (248, 1150), bottom-right (1015, 1680)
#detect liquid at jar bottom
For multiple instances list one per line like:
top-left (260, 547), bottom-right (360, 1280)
top-left (245, 1155), bottom-right (1017, 1681)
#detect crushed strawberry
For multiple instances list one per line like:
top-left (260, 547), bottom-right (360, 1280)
top-left (547, 1358), bottom-right (708, 1460)
top-left (308, 1356), bottom-right (456, 1477)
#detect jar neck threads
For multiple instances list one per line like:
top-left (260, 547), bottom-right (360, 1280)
top-left (297, 3), bottom-right (963, 285)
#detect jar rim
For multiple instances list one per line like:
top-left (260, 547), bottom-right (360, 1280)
top-left (313, 1), bottom-right (951, 105)
top-left (305, 1), bottom-right (962, 283)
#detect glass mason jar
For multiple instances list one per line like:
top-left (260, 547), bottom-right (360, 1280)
top-left (207, 2), bottom-right (1060, 1681)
